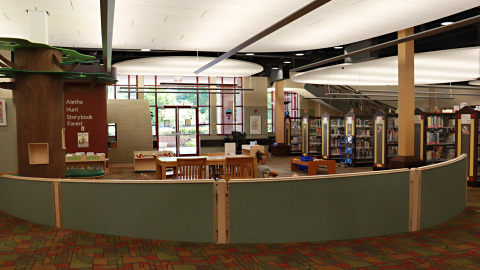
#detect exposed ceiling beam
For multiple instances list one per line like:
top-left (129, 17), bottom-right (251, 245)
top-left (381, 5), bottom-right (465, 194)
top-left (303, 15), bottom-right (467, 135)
top-left (100, 0), bottom-right (115, 73)
top-left (119, 87), bottom-right (254, 91)
top-left (356, 90), bottom-right (480, 96)
top-left (415, 84), bottom-right (480, 90)
top-left (119, 91), bottom-right (239, 95)
top-left (305, 95), bottom-right (453, 99)
top-left (193, 0), bottom-right (331, 75)
top-left (291, 14), bottom-right (480, 73)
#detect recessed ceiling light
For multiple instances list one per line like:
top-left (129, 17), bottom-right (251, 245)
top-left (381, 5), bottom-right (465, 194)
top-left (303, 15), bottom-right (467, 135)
top-left (141, 49), bottom-right (151, 51)
top-left (334, 46), bottom-right (343, 49)
top-left (284, 60), bottom-right (291, 64)
top-left (295, 53), bottom-right (304, 56)
top-left (272, 65), bottom-right (279, 70)
top-left (441, 22), bottom-right (453, 26)
top-left (246, 53), bottom-right (254, 55)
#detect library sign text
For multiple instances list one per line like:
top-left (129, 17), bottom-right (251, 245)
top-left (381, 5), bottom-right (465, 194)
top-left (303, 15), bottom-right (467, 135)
top-left (65, 99), bottom-right (92, 126)
top-left (67, 156), bottom-right (100, 161)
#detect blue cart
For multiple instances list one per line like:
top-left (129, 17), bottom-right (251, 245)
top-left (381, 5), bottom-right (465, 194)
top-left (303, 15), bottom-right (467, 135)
top-left (339, 135), bottom-right (355, 168)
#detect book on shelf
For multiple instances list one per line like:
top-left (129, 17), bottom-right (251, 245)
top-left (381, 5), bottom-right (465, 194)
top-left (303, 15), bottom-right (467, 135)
top-left (387, 146), bottom-right (398, 157)
top-left (387, 117), bottom-right (399, 127)
top-left (427, 115), bottom-right (444, 127)
top-left (446, 133), bottom-right (455, 144)
top-left (387, 129), bottom-right (398, 142)
top-left (446, 149), bottom-right (456, 160)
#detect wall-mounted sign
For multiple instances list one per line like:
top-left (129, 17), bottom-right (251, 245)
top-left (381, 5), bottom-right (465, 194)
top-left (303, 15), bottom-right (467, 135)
top-left (461, 114), bottom-right (471, 124)
top-left (77, 132), bottom-right (89, 148)
top-left (250, 115), bottom-right (261, 134)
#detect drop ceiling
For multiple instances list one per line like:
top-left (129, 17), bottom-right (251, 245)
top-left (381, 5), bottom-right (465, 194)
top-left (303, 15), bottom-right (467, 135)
top-left (1, 0), bottom-right (479, 52)
top-left (113, 56), bottom-right (264, 77)
top-left (291, 47), bottom-right (480, 85)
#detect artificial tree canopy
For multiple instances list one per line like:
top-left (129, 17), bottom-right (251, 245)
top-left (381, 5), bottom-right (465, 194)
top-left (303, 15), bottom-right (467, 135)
top-left (0, 37), bottom-right (95, 62)
top-left (0, 68), bottom-right (117, 83)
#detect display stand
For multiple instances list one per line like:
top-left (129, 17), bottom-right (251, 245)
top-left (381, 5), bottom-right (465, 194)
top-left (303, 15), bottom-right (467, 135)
top-left (455, 106), bottom-right (478, 187)
top-left (134, 151), bottom-right (174, 172)
top-left (308, 116), bottom-right (322, 155)
top-left (66, 155), bottom-right (107, 172)
top-left (373, 110), bottom-right (398, 170)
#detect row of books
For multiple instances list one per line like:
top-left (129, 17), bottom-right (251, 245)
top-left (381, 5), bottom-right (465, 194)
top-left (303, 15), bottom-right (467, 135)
top-left (331, 139), bottom-right (341, 147)
top-left (356, 141), bottom-right (370, 148)
top-left (356, 119), bottom-right (371, 126)
top-left (331, 119), bottom-right (344, 126)
top-left (291, 144), bottom-right (302, 151)
top-left (387, 129), bottom-right (398, 143)
top-left (387, 117), bottom-right (399, 128)
top-left (292, 127), bottom-right (301, 134)
top-left (291, 136), bottom-right (302, 143)
top-left (332, 129), bottom-right (343, 135)
top-left (67, 152), bottom-right (105, 157)
top-left (310, 138), bottom-right (321, 144)
top-left (426, 150), bottom-right (441, 161)
top-left (309, 120), bottom-right (321, 127)
top-left (68, 165), bottom-right (105, 170)
top-left (427, 116), bottom-right (444, 127)
top-left (357, 129), bottom-right (371, 136)
top-left (331, 149), bottom-right (340, 155)
top-left (388, 146), bottom-right (398, 157)
top-left (309, 146), bottom-right (321, 152)
top-left (426, 132), bottom-right (441, 144)
top-left (356, 150), bottom-right (373, 159)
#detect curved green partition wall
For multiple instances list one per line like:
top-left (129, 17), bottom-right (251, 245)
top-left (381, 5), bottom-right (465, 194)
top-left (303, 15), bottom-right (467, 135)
top-left (419, 157), bottom-right (467, 229)
top-left (61, 181), bottom-right (214, 243)
top-left (0, 177), bottom-right (54, 226)
top-left (229, 170), bottom-right (411, 243)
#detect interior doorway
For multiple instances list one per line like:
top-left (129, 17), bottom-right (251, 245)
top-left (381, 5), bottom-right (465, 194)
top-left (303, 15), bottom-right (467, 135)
top-left (157, 106), bottom-right (198, 156)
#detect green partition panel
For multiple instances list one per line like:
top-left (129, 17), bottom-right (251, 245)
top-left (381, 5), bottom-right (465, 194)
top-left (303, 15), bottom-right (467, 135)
top-left (230, 172), bottom-right (410, 243)
top-left (420, 159), bottom-right (467, 229)
top-left (61, 182), bottom-right (213, 242)
top-left (0, 177), bottom-right (54, 226)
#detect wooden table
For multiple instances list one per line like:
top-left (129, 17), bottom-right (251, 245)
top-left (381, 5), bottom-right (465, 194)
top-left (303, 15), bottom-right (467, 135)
top-left (291, 158), bottom-right (336, 175)
top-left (156, 155), bottom-right (258, 179)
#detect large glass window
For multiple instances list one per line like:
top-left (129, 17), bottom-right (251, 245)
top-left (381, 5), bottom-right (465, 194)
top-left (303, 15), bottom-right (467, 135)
top-left (108, 75), bottom-right (137, 99)
top-left (285, 91), bottom-right (299, 118)
top-left (145, 76), bottom-right (210, 136)
top-left (267, 89), bottom-right (274, 133)
top-left (216, 77), bottom-right (243, 135)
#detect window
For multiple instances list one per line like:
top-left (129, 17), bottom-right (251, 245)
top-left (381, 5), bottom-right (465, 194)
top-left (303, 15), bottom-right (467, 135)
top-left (216, 77), bottom-right (243, 135)
top-left (108, 123), bottom-right (117, 141)
top-left (267, 89), bottom-right (274, 133)
top-left (108, 75), bottom-right (137, 99)
top-left (144, 76), bottom-right (210, 136)
top-left (284, 91), bottom-right (299, 117)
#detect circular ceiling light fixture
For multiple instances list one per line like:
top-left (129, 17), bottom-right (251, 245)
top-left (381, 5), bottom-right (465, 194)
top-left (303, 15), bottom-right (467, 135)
top-left (334, 46), bottom-right (343, 49)
top-left (295, 53), bottom-right (304, 56)
top-left (272, 65), bottom-right (279, 70)
top-left (284, 59), bottom-right (291, 64)
top-left (441, 22), bottom-right (453, 26)
top-left (468, 79), bottom-right (480, 86)
top-left (141, 49), bottom-right (151, 51)
top-left (246, 53), bottom-right (255, 56)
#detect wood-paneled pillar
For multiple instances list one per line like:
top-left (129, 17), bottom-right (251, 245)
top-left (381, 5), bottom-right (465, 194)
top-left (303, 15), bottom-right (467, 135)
top-left (390, 27), bottom-right (423, 169)
top-left (274, 81), bottom-right (285, 143)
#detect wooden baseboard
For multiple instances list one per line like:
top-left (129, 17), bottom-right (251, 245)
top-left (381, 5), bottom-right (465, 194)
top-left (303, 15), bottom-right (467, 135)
top-left (0, 171), bottom-right (18, 176)
top-left (109, 163), bottom-right (134, 168)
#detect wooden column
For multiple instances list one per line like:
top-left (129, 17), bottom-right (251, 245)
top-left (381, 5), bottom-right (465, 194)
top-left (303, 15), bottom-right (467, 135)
top-left (14, 47), bottom-right (66, 178)
top-left (274, 81), bottom-right (285, 143)
top-left (390, 28), bottom-right (423, 169)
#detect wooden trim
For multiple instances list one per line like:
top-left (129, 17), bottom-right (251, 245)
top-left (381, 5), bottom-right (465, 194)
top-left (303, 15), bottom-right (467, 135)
top-left (61, 129), bottom-right (66, 150)
top-left (0, 172), bottom-right (18, 176)
top-left (417, 154), bottom-right (467, 171)
top-left (216, 179), bottom-right (228, 244)
top-left (53, 182), bottom-right (63, 228)
top-left (409, 168), bottom-right (421, 232)
top-left (213, 181), bottom-right (218, 243)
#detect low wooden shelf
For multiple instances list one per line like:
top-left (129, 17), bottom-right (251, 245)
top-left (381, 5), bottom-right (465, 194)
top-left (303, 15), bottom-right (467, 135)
top-left (134, 151), bottom-right (174, 172)
top-left (241, 145), bottom-right (264, 156)
top-left (66, 155), bottom-right (108, 173)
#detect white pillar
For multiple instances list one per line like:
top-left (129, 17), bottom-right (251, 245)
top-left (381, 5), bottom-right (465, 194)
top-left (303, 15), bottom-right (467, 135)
top-left (28, 10), bottom-right (48, 44)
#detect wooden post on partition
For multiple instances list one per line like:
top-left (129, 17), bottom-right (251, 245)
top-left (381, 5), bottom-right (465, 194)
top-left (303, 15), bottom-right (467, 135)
top-left (53, 181), bottom-right (63, 228)
top-left (275, 81), bottom-right (285, 144)
top-left (216, 179), bottom-right (228, 244)
top-left (409, 168), bottom-right (421, 232)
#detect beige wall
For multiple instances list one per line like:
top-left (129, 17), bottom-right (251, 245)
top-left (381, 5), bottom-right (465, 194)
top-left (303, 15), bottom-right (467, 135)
top-left (107, 99), bottom-right (153, 164)
top-left (243, 77), bottom-right (268, 107)
top-left (316, 102), bottom-right (343, 116)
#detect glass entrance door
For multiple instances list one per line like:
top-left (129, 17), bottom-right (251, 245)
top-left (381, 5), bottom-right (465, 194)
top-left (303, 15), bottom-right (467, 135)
top-left (157, 107), bottom-right (198, 156)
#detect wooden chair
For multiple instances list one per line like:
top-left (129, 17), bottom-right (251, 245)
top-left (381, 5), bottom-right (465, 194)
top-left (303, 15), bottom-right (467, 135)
top-left (207, 153), bottom-right (224, 180)
top-left (175, 157), bottom-right (207, 180)
top-left (223, 156), bottom-right (255, 181)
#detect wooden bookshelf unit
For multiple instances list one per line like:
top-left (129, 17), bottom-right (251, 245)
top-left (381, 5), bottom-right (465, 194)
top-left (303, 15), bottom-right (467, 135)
top-left (66, 155), bottom-right (108, 172)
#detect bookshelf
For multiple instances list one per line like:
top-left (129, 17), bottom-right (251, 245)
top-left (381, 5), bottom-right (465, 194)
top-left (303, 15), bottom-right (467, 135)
top-left (455, 106), bottom-right (478, 187)
top-left (415, 109), bottom-right (456, 165)
top-left (308, 116), bottom-right (322, 155)
top-left (345, 112), bottom-right (374, 166)
top-left (321, 112), bottom-right (344, 159)
top-left (285, 116), bottom-right (302, 155)
top-left (373, 110), bottom-right (398, 170)
top-left (65, 154), bottom-right (107, 172)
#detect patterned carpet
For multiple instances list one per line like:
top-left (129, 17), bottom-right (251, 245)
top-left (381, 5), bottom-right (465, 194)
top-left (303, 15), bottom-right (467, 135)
top-left (1, 160), bottom-right (478, 269)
